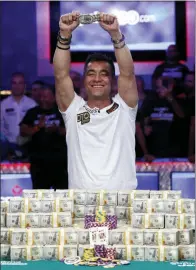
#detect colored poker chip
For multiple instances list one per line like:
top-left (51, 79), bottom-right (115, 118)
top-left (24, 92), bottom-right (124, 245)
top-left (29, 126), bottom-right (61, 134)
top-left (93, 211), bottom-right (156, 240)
top-left (120, 260), bottom-right (130, 265)
top-left (94, 245), bottom-right (106, 258)
top-left (84, 215), bottom-right (96, 229)
top-left (103, 264), bottom-right (115, 268)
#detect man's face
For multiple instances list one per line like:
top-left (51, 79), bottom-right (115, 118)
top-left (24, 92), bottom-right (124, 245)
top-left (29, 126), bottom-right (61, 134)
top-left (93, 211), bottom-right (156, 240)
top-left (84, 61), bottom-right (113, 100)
top-left (40, 89), bottom-right (55, 109)
top-left (166, 45), bottom-right (179, 61)
top-left (184, 74), bottom-right (195, 93)
top-left (11, 75), bottom-right (25, 96)
top-left (31, 84), bottom-right (42, 103)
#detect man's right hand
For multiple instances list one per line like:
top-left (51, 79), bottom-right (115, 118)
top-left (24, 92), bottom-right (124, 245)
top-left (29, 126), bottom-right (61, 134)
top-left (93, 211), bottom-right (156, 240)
top-left (59, 11), bottom-right (80, 37)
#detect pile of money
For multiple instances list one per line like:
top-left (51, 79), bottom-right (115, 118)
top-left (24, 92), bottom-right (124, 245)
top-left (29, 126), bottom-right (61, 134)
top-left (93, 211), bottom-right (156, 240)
top-left (1, 189), bottom-right (195, 262)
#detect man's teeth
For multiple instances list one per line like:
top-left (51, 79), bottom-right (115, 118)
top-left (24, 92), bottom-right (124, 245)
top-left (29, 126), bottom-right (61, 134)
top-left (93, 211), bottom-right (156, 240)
top-left (93, 86), bottom-right (103, 88)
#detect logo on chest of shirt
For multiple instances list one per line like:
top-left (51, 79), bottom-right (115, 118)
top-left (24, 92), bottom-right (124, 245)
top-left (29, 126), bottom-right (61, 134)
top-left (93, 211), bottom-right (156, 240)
top-left (77, 112), bottom-right (90, 125)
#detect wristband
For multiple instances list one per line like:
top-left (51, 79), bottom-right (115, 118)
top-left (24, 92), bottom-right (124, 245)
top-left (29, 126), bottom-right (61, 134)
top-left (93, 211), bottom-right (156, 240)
top-left (57, 44), bottom-right (70, 50)
top-left (58, 31), bottom-right (72, 42)
top-left (114, 42), bottom-right (126, 49)
top-left (111, 33), bottom-right (125, 44)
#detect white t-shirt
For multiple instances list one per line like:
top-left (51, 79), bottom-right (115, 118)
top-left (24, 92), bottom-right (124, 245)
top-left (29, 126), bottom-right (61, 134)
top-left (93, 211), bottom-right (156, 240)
top-left (60, 93), bottom-right (138, 190)
top-left (0, 95), bottom-right (37, 143)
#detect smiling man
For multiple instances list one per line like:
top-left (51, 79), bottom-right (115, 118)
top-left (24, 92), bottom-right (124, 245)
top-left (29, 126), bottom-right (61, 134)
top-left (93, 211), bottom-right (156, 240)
top-left (53, 11), bottom-right (138, 190)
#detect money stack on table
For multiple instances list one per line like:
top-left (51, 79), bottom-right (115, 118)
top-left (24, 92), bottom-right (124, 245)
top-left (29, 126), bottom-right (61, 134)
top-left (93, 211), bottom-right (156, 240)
top-left (0, 189), bottom-right (195, 263)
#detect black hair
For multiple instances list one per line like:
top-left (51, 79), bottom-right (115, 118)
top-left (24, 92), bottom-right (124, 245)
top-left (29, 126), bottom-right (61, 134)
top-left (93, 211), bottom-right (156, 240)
top-left (84, 53), bottom-right (115, 77)
top-left (32, 80), bottom-right (45, 88)
top-left (42, 84), bottom-right (55, 95)
top-left (11, 72), bottom-right (25, 79)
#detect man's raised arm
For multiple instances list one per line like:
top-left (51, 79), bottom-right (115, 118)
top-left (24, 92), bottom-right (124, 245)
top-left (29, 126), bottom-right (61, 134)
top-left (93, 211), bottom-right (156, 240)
top-left (53, 11), bottom-right (80, 112)
top-left (99, 13), bottom-right (138, 108)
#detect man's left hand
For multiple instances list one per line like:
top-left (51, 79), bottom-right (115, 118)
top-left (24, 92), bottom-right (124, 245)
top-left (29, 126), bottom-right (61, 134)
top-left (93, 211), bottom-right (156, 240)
top-left (99, 13), bottom-right (120, 36)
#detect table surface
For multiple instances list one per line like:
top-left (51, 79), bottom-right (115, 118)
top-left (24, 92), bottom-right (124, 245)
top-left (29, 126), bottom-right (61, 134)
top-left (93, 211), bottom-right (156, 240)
top-left (1, 261), bottom-right (195, 270)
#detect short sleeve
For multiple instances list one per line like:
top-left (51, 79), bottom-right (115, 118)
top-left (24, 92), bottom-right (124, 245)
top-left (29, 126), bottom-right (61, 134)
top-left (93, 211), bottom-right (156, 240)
top-left (113, 94), bottom-right (138, 121)
top-left (20, 108), bottom-right (35, 126)
top-left (59, 93), bottom-right (85, 124)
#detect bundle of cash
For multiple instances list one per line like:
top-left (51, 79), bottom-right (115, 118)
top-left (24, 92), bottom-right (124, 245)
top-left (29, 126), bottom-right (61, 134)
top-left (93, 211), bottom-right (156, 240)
top-left (73, 205), bottom-right (85, 218)
top-left (1, 200), bottom-right (9, 213)
top-left (109, 229), bottom-right (126, 245)
top-left (41, 199), bottom-right (55, 213)
top-left (56, 198), bottom-right (73, 212)
top-left (131, 214), bottom-right (146, 229)
top-left (179, 244), bottom-right (195, 260)
top-left (64, 228), bottom-right (78, 244)
top-left (117, 219), bottom-right (130, 227)
top-left (145, 246), bottom-right (160, 261)
top-left (8, 197), bottom-right (26, 213)
top-left (28, 199), bottom-right (42, 213)
top-left (10, 229), bottom-right (30, 245)
top-left (165, 214), bottom-right (180, 229)
top-left (6, 213), bottom-right (25, 228)
top-left (116, 206), bottom-right (130, 220)
top-left (38, 189), bottom-right (54, 199)
top-left (0, 244), bottom-right (11, 260)
top-left (150, 191), bottom-right (164, 199)
top-left (43, 245), bottom-right (59, 260)
top-left (117, 191), bottom-right (131, 207)
top-left (164, 200), bottom-right (178, 214)
top-left (130, 245), bottom-right (145, 261)
top-left (131, 190), bottom-right (150, 200)
top-left (1, 228), bottom-right (10, 244)
top-left (23, 190), bottom-right (38, 199)
top-left (159, 246), bottom-right (179, 262)
top-left (25, 213), bottom-right (40, 228)
top-left (131, 199), bottom-right (149, 213)
top-left (98, 190), bottom-right (118, 206)
top-left (30, 229), bottom-right (44, 245)
top-left (63, 244), bottom-right (78, 258)
top-left (1, 213), bottom-right (6, 227)
top-left (143, 230), bottom-right (159, 245)
top-left (179, 229), bottom-right (193, 245)
top-left (127, 229), bottom-right (144, 245)
top-left (178, 199), bottom-right (195, 214)
top-left (145, 214), bottom-right (165, 229)
top-left (86, 190), bottom-right (100, 205)
top-left (113, 244), bottom-right (131, 260)
top-left (85, 205), bottom-right (97, 216)
top-left (73, 218), bottom-right (85, 228)
top-left (148, 199), bottom-right (165, 213)
top-left (163, 191), bottom-right (181, 200)
top-left (97, 206), bottom-right (116, 216)
top-left (31, 246), bottom-right (44, 260)
top-left (10, 245), bottom-right (31, 261)
top-left (158, 229), bottom-right (179, 246)
top-left (77, 229), bottom-right (90, 245)
top-left (73, 190), bottom-right (86, 205)
top-left (55, 189), bottom-right (74, 199)
top-left (43, 228), bottom-right (64, 245)
top-left (183, 214), bottom-right (195, 229)
top-left (57, 212), bottom-right (73, 227)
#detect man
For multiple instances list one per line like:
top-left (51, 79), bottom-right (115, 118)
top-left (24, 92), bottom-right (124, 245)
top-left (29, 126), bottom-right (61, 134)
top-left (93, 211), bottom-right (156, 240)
top-left (152, 45), bottom-right (189, 95)
top-left (53, 11), bottom-right (138, 190)
top-left (20, 85), bottom-right (68, 189)
top-left (141, 76), bottom-right (184, 157)
top-left (0, 72), bottom-right (37, 158)
top-left (31, 80), bottom-right (45, 105)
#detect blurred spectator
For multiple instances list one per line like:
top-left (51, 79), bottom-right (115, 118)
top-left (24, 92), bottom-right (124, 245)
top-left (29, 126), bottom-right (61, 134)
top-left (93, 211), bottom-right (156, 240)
top-left (20, 85), bottom-right (68, 189)
top-left (136, 75), bottom-right (147, 109)
top-left (174, 72), bottom-right (195, 161)
top-left (0, 72), bottom-right (37, 159)
top-left (70, 70), bottom-right (82, 95)
top-left (152, 45), bottom-right (189, 95)
top-left (140, 76), bottom-right (184, 157)
top-left (31, 80), bottom-right (45, 105)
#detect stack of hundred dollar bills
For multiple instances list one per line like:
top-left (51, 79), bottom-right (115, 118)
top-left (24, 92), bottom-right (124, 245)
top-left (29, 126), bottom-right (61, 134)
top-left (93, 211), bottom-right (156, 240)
top-left (0, 189), bottom-right (195, 262)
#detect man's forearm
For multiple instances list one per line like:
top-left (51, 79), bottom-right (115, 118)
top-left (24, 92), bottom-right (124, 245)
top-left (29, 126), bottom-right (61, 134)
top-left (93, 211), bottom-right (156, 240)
top-left (111, 31), bottom-right (134, 77)
top-left (53, 32), bottom-right (72, 78)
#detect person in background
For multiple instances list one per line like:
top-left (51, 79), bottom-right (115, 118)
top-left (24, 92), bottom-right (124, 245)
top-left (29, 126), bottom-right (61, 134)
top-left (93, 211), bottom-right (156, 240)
top-left (20, 85), bottom-right (68, 189)
top-left (140, 76), bottom-right (184, 158)
top-left (174, 72), bottom-right (195, 161)
top-left (0, 72), bottom-right (37, 159)
top-left (70, 70), bottom-right (82, 95)
top-left (152, 45), bottom-right (189, 95)
top-left (136, 75), bottom-right (148, 109)
top-left (31, 80), bottom-right (45, 105)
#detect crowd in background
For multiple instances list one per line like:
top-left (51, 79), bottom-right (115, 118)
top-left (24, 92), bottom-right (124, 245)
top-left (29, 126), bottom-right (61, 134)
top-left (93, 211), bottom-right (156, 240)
top-left (0, 45), bottom-right (195, 169)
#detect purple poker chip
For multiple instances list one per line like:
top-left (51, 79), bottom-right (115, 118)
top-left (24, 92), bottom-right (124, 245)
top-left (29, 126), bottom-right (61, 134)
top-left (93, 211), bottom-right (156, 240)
top-left (84, 215), bottom-right (95, 229)
top-left (94, 244), bottom-right (106, 258)
top-left (106, 215), bottom-right (117, 230)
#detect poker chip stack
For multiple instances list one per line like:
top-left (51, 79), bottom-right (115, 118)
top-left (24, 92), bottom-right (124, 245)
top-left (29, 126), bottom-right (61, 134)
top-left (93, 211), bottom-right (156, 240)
top-left (0, 189), bottom-right (195, 263)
